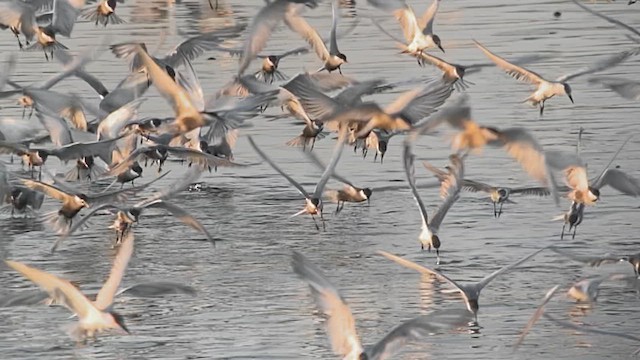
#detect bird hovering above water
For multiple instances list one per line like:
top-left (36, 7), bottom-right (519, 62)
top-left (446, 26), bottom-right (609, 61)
top-left (474, 40), bottom-right (639, 115)
top-left (247, 127), bottom-right (348, 230)
top-left (392, 0), bottom-right (445, 66)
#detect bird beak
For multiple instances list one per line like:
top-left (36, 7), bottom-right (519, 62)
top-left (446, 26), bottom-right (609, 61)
top-left (438, 44), bottom-right (445, 53)
top-left (568, 94), bottom-right (574, 104)
top-left (119, 323), bottom-right (131, 334)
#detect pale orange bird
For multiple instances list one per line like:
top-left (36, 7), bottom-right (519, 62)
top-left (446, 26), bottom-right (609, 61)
top-left (5, 231), bottom-right (134, 341)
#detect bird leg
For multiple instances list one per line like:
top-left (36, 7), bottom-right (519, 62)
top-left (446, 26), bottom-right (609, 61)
top-left (539, 100), bottom-right (545, 116)
top-left (14, 32), bottom-right (23, 49)
top-left (436, 249), bottom-right (441, 265)
top-left (493, 202), bottom-right (498, 218)
top-left (561, 223), bottom-right (566, 240)
top-left (498, 202), bottom-right (504, 217)
top-left (310, 214), bottom-right (320, 230)
top-left (572, 224), bottom-right (578, 240)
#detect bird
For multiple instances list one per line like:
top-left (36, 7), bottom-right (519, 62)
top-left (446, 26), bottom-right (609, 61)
top-left (218, 46), bottom-right (309, 83)
top-left (285, 1), bottom-right (348, 74)
top-left (391, 0), bottom-right (445, 66)
top-left (58, 168), bottom-right (214, 250)
top-left (305, 150), bottom-right (371, 213)
top-left (4, 231), bottom-right (134, 341)
top-left (403, 144), bottom-right (463, 264)
top-left (82, 0), bottom-right (124, 27)
top-left (4, 186), bottom-right (45, 217)
top-left (474, 40), bottom-right (638, 115)
top-left (571, 0), bottom-right (640, 42)
top-left (247, 127), bottom-right (348, 230)
top-left (379, 246), bottom-right (549, 322)
top-left (292, 250), bottom-right (472, 360)
top-left (236, 0), bottom-right (320, 76)
top-left (554, 201), bottom-right (585, 240)
top-left (422, 164), bottom-right (550, 217)
top-left (325, 78), bottom-right (453, 139)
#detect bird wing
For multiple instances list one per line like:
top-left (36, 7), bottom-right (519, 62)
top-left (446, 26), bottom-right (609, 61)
top-left (588, 76), bottom-right (640, 101)
top-left (429, 155), bottom-right (463, 231)
top-left (20, 178), bottom-right (73, 202)
top-left (94, 231), bottom-right (134, 310)
top-left (51, 0), bottom-right (79, 37)
top-left (103, 146), bottom-right (150, 177)
top-left (165, 146), bottom-right (242, 170)
top-left (564, 166), bottom-right (589, 191)
top-left (5, 260), bottom-right (94, 318)
top-left (591, 134), bottom-right (634, 188)
top-left (329, 0), bottom-right (340, 55)
top-left (394, 6), bottom-right (420, 43)
top-left (313, 127), bottom-right (348, 199)
top-left (130, 44), bottom-right (201, 122)
top-left (416, 52), bottom-right (455, 73)
top-left (410, 94), bottom-right (472, 138)
top-left (549, 246), bottom-right (624, 267)
top-left (291, 251), bottom-right (363, 359)
top-left (50, 136), bottom-right (123, 162)
top-left (237, 0), bottom-right (293, 76)
top-left (419, 0), bottom-right (440, 34)
top-left (247, 136), bottom-right (309, 198)
top-left (278, 46), bottom-right (310, 59)
top-left (509, 186), bottom-right (550, 196)
top-left (163, 27), bottom-right (245, 69)
top-left (305, 150), bottom-right (356, 188)
top-left (403, 143), bottom-right (430, 227)
top-left (514, 285), bottom-right (561, 350)
top-left (386, 79), bottom-right (453, 125)
top-left (282, 73), bottom-right (342, 120)
top-left (35, 111), bottom-right (73, 147)
top-left (571, 0), bottom-right (640, 38)
top-left (556, 48), bottom-right (638, 83)
top-left (378, 250), bottom-right (467, 295)
top-left (284, 7), bottom-right (330, 62)
top-left (139, 168), bottom-right (202, 206)
top-left (100, 72), bottom-right (150, 114)
top-left (543, 313), bottom-right (640, 343)
top-left (145, 200), bottom-right (214, 242)
top-left (0, 2), bottom-right (37, 39)
top-left (459, 179), bottom-right (494, 193)
top-left (116, 281), bottom-right (196, 297)
top-left (489, 127), bottom-right (548, 185)
top-left (97, 98), bottom-right (145, 141)
top-left (58, 204), bottom-right (122, 245)
top-left (474, 40), bottom-right (544, 85)
top-left (368, 309), bottom-right (471, 360)
top-left (592, 169), bottom-right (640, 196)
top-left (477, 246), bottom-right (548, 291)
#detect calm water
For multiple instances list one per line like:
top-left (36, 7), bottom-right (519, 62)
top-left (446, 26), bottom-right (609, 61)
top-left (1, 0), bottom-right (639, 359)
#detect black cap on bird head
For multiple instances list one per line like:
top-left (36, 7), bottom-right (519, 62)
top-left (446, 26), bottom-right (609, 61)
top-left (81, 156), bottom-right (94, 168)
top-left (132, 162), bottom-right (143, 175)
top-left (431, 234), bottom-right (441, 249)
top-left (467, 298), bottom-right (479, 313)
top-left (267, 55), bottom-right (279, 67)
top-left (36, 150), bottom-right (49, 162)
top-left (563, 83), bottom-right (574, 103)
top-left (337, 53), bottom-right (348, 62)
top-left (78, 193), bottom-right (89, 202)
top-left (498, 188), bottom-right (508, 198)
top-left (199, 140), bottom-right (209, 152)
top-left (10, 187), bottom-right (23, 202)
top-left (588, 186), bottom-right (600, 200)
top-left (432, 34), bottom-right (445, 53)
top-left (455, 65), bottom-right (466, 79)
top-left (310, 198), bottom-right (321, 207)
top-left (363, 188), bottom-right (373, 198)
top-left (107, 0), bottom-right (117, 9)
top-left (109, 310), bottom-right (130, 334)
top-left (129, 207), bottom-right (142, 222)
top-left (165, 65), bottom-right (176, 81)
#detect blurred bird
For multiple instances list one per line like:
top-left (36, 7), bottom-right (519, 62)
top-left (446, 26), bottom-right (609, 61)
top-left (292, 251), bottom-right (472, 360)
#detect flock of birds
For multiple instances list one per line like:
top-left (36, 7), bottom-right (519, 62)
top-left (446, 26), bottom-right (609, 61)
top-left (0, 0), bottom-right (639, 358)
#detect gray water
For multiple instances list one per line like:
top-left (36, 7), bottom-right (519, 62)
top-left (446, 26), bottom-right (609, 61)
top-left (1, 0), bottom-right (640, 359)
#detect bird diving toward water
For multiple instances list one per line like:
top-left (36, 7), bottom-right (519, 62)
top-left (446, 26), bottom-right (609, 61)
top-left (403, 144), bottom-right (463, 264)
top-left (474, 40), bottom-right (639, 115)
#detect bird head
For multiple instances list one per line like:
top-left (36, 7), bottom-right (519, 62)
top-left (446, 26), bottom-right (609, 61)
top-left (562, 83), bottom-right (574, 103)
top-left (362, 188), bottom-right (373, 199)
top-left (109, 310), bottom-right (130, 334)
top-left (588, 186), bottom-right (601, 201)
top-left (77, 194), bottom-right (90, 208)
top-left (433, 34), bottom-right (445, 53)
top-left (267, 55), bottom-right (279, 68)
top-left (337, 52), bottom-right (348, 63)
top-left (431, 234), bottom-right (441, 249)
top-left (132, 162), bottom-right (143, 175)
top-left (129, 208), bottom-right (142, 222)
